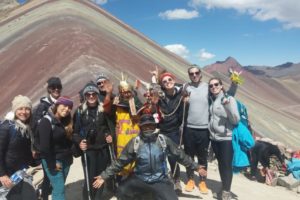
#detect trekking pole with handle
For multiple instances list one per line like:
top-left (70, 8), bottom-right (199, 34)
top-left (82, 141), bottom-right (92, 200)
top-left (106, 133), bottom-right (117, 191)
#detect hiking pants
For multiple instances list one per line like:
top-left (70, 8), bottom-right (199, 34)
top-left (117, 175), bottom-right (178, 200)
top-left (183, 127), bottom-right (210, 180)
top-left (82, 147), bottom-right (113, 200)
top-left (211, 140), bottom-right (233, 191)
top-left (42, 159), bottom-right (70, 200)
top-left (162, 131), bottom-right (181, 181)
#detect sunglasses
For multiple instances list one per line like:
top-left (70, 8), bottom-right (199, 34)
top-left (209, 83), bottom-right (220, 88)
top-left (50, 85), bottom-right (62, 90)
top-left (85, 93), bottom-right (97, 98)
top-left (162, 78), bottom-right (173, 84)
top-left (97, 81), bottom-right (105, 86)
top-left (189, 71), bottom-right (200, 76)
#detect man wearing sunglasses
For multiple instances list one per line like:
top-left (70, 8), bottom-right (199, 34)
top-left (183, 65), bottom-right (237, 194)
top-left (31, 76), bottom-right (63, 200)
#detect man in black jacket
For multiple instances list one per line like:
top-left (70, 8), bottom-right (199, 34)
top-left (92, 114), bottom-right (206, 200)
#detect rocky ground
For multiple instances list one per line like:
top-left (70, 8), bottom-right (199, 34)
top-left (44, 158), bottom-right (299, 200)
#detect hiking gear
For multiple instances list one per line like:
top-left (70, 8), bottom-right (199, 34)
top-left (232, 120), bottom-right (254, 172)
top-left (11, 95), bottom-right (32, 113)
top-left (83, 151), bottom-right (92, 200)
top-left (83, 84), bottom-right (99, 96)
top-left (55, 96), bottom-right (73, 109)
top-left (236, 100), bottom-right (249, 128)
top-left (133, 134), bottom-right (168, 183)
top-left (198, 181), bottom-right (208, 194)
top-left (47, 77), bottom-right (62, 89)
top-left (184, 179), bottom-right (195, 192)
top-left (174, 179), bottom-right (182, 194)
top-left (221, 190), bottom-right (231, 200)
top-left (33, 114), bottom-right (55, 152)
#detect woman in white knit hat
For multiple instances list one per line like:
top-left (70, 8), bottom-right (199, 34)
top-left (0, 95), bottom-right (37, 200)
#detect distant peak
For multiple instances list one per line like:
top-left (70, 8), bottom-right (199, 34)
top-left (274, 62), bottom-right (293, 69)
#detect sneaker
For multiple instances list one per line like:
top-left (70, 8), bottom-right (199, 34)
top-left (174, 179), bottom-right (182, 194)
top-left (222, 190), bottom-right (231, 200)
top-left (184, 179), bottom-right (195, 192)
top-left (198, 181), bottom-right (208, 194)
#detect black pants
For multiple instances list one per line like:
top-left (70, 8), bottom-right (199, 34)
top-left (117, 175), bottom-right (178, 200)
top-left (82, 147), bottom-right (113, 200)
top-left (6, 181), bottom-right (37, 200)
top-left (163, 131), bottom-right (180, 180)
top-left (183, 127), bottom-right (210, 180)
top-left (211, 140), bottom-right (233, 191)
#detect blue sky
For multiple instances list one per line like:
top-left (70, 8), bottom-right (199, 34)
top-left (93, 0), bottom-right (300, 67)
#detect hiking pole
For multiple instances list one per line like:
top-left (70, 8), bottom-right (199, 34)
top-left (83, 149), bottom-right (92, 200)
top-left (106, 134), bottom-right (118, 191)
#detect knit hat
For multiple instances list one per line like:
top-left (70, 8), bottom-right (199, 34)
top-left (47, 77), bottom-right (62, 88)
top-left (159, 72), bottom-right (175, 83)
top-left (83, 84), bottom-right (100, 96)
top-left (96, 73), bottom-right (109, 84)
top-left (139, 114), bottom-right (156, 126)
top-left (12, 95), bottom-right (32, 113)
top-left (55, 96), bottom-right (73, 109)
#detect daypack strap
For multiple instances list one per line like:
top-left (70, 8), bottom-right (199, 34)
top-left (157, 134), bottom-right (167, 152)
top-left (133, 136), bottom-right (141, 153)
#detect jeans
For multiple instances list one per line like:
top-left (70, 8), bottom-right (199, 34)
top-left (41, 159), bottom-right (70, 200)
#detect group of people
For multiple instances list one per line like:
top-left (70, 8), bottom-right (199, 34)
top-left (0, 65), bottom-right (242, 200)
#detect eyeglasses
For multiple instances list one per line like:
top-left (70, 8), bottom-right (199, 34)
top-left (209, 83), bottom-right (220, 88)
top-left (189, 71), bottom-right (200, 76)
top-left (85, 93), bottom-right (97, 98)
top-left (162, 78), bottom-right (173, 84)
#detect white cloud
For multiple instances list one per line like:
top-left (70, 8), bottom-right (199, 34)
top-left (198, 49), bottom-right (215, 61)
top-left (164, 44), bottom-right (190, 58)
top-left (187, 0), bottom-right (300, 29)
top-left (92, 0), bottom-right (107, 5)
top-left (159, 9), bottom-right (199, 20)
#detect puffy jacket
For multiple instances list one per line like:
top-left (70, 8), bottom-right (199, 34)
top-left (208, 91), bottom-right (240, 141)
top-left (100, 131), bottom-right (199, 183)
top-left (0, 120), bottom-right (34, 176)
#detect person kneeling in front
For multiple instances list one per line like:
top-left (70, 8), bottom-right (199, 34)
top-left (93, 114), bottom-right (206, 200)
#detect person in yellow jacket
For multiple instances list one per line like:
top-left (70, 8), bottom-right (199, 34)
top-left (113, 74), bottom-right (142, 177)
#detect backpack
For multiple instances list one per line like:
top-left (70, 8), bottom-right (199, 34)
top-left (133, 134), bottom-right (167, 153)
top-left (33, 115), bottom-right (55, 152)
top-left (236, 100), bottom-right (249, 128)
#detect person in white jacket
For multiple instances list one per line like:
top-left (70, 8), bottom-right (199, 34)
top-left (208, 77), bottom-right (240, 200)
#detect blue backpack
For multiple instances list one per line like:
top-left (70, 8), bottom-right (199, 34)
top-left (236, 100), bottom-right (249, 128)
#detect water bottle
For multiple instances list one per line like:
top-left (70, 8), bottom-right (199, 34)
top-left (10, 169), bottom-right (26, 185)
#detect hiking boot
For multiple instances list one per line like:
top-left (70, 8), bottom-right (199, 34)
top-left (184, 179), bottom-right (195, 192)
top-left (198, 181), bottom-right (208, 194)
top-left (174, 179), bottom-right (182, 194)
top-left (222, 190), bottom-right (231, 200)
